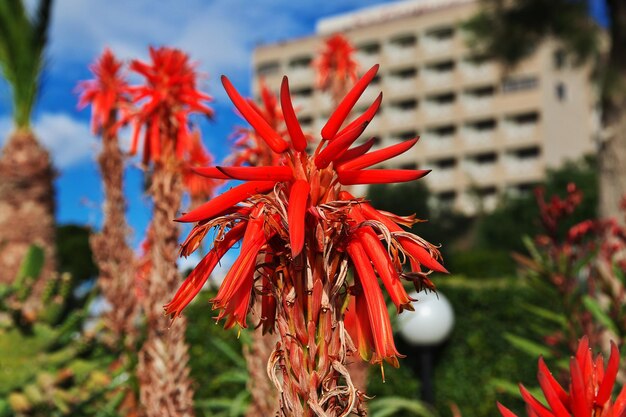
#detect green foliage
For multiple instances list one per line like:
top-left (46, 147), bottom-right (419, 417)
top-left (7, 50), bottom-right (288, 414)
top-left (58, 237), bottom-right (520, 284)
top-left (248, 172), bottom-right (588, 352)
top-left (185, 290), bottom-right (251, 416)
top-left (477, 156), bottom-right (597, 253)
top-left (0, 0), bottom-right (52, 128)
top-left (368, 397), bottom-right (434, 417)
top-left (56, 225), bottom-right (98, 281)
top-left (463, 0), bottom-right (598, 67)
top-left (428, 276), bottom-right (541, 417)
top-left (445, 249), bottom-right (516, 278)
top-left (0, 247), bottom-right (119, 416)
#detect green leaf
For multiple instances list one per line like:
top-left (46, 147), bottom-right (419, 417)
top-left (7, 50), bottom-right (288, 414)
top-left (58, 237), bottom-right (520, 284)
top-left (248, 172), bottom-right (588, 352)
top-left (504, 333), bottom-right (554, 358)
top-left (521, 303), bottom-right (567, 327)
top-left (369, 397), bottom-right (434, 417)
top-left (582, 295), bottom-right (619, 335)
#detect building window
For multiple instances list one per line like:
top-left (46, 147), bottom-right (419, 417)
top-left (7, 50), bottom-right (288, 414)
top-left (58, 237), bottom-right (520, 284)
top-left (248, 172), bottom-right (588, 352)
top-left (474, 152), bottom-right (497, 164)
top-left (502, 76), bottom-right (539, 93)
top-left (555, 82), bottom-right (567, 101)
top-left (256, 61), bottom-right (280, 76)
top-left (425, 26), bottom-right (455, 40)
top-left (434, 157), bottom-right (457, 169)
top-left (389, 33), bottom-right (417, 47)
top-left (391, 98), bottom-right (418, 110)
top-left (390, 67), bottom-right (417, 79)
top-left (513, 146), bottom-right (541, 159)
top-left (288, 55), bottom-right (312, 68)
top-left (553, 49), bottom-right (566, 69)
top-left (357, 42), bottom-right (380, 55)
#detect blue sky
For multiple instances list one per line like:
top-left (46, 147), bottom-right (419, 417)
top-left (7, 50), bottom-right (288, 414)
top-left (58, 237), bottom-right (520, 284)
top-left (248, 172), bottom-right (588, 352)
top-left (0, 0), bottom-right (609, 259)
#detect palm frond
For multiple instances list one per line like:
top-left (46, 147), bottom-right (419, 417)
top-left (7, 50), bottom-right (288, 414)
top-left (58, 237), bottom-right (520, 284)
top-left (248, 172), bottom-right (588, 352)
top-left (0, 0), bottom-right (53, 129)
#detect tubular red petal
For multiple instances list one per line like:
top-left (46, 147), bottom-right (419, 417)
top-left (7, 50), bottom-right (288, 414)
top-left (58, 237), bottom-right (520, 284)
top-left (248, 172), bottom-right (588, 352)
top-left (345, 293), bottom-right (374, 363)
top-left (280, 77), bottom-right (307, 152)
top-left (176, 181), bottom-right (276, 223)
top-left (217, 166), bottom-right (294, 182)
top-left (537, 366), bottom-right (570, 417)
top-left (347, 240), bottom-right (400, 367)
top-left (613, 384), bottom-right (626, 417)
top-left (400, 237), bottom-right (449, 273)
top-left (338, 169), bottom-right (430, 185)
top-left (191, 166), bottom-right (231, 180)
top-left (596, 342), bottom-right (620, 406)
top-left (497, 403), bottom-right (520, 417)
top-left (314, 122), bottom-right (369, 169)
top-left (321, 64), bottom-right (379, 140)
top-left (213, 227), bottom-right (265, 310)
top-left (570, 359), bottom-right (591, 417)
top-left (336, 92), bottom-right (383, 137)
top-left (164, 222), bottom-right (246, 317)
top-left (338, 138), bottom-right (419, 171)
top-left (519, 385), bottom-right (556, 417)
top-left (221, 75), bottom-right (289, 153)
top-left (538, 357), bottom-right (570, 409)
top-left (333, 138), bottom-right (376, 165)
top-left (355, 228), bottom-right (412, 312)
top-left (288, 180), bottom-right (310, 257)
top-left (340, 191), bottom-right (447, 273)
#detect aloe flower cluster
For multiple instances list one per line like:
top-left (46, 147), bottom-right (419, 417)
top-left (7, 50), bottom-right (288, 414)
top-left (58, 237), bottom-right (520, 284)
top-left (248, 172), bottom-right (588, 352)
top-left (498, 337), bottom-right (626, 417)
top-left (166, 65), bottom-right (446, 415)
top-left (314, 34), bottom-right (359, 101)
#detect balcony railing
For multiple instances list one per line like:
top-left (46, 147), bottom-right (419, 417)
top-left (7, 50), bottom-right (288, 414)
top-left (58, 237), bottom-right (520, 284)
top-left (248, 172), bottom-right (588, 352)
top-left (461, 129), bottom-right (495, 148)
top-left (422, 70), bottom-right (453, 87)
top-left (503, 123), bottom-right (538, 141)
top-left (460, 61), bottom-right (497, 81)
top-left (385, 77), bottom-right (418, 94)
top-left (460, 96), bottom-right (493, 113)
top-left (385, 108), bottom-right (417, 125)
top-left (384, 45), bottom-right (417, 62)
top-left (286, 67), bottom-right (314, 84)
top-left (421, 38), bottom-right (453, 54)
top-left (423, 103), bottom-right (454, 118)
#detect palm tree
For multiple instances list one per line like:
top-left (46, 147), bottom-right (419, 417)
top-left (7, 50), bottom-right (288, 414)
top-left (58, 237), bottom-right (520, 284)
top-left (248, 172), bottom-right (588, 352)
top-left (0, 0), bottom-right (56, 296)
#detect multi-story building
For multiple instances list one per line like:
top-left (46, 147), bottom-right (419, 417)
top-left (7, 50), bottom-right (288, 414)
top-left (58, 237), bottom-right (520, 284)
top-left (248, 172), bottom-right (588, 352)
top-left (252, 0), bottom-right (597, 214)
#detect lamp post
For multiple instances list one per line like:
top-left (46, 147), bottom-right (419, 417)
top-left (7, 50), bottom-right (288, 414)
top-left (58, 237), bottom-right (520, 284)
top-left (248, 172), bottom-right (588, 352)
top-left (398, 290), bottom-right (455, 405)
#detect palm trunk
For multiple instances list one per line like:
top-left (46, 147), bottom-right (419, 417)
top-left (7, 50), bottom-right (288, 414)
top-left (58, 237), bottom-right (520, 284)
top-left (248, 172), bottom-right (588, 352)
top-left (599, 0), bottom-right (626, 220)
top-left (244, 329), bottom-right (279, 417)
top-left (138, 166), bottom-right (195, 417)
top-left (91, 134), bottom-right (138, 349)
top-left (0, 130), bottom-right (56, 300)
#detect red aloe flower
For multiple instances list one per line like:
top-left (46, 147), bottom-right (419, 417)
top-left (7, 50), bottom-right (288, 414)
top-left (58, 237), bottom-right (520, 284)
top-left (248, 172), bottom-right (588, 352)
top-left (229, 79), bottom-right (289, 167)
top-left (77, 48), bottom-right (129, 136)
top-left (167, 65), bottom-right (446, 415)
top-left (314, 33), bottom-right (359, 101)
top-left (182, 129), bottom-right (219, 205)
top-left (498, 336), bottom-right (626, 417)
top-left (128, 46), bottom-right (214, 165)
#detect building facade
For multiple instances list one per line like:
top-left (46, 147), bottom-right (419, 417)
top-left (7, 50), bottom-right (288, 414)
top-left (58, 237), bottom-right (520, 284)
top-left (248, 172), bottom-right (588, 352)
top-left (252, 0), bottom-right (597, 214)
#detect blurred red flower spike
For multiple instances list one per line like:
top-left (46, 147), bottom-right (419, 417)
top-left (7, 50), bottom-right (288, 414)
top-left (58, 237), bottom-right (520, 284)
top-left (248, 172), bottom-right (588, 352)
top-left (339, 138), bottom-right (419, 171)
top-left (336, 93), bottom-right (383, 138)
top-left (77, 48), bottom-right (128, 136)
top-left (321, 64), bottom-right (379, 141)
top-left (176, 181), bottom-right (276, 223)
top-left (280, 76), bottom-right (308, 152)
top-left (338, 169), bottom-right (430, 185)
top-left (128, 47), bottom-right (213, 165)
top-left (315, 122), bottom-right (369, 169)
top-left (217, 166), bottom-right (294, 182)
top-left (288, 180), bottom-right (310, 257)
top-left (221, 75), bottom-right (289, 154)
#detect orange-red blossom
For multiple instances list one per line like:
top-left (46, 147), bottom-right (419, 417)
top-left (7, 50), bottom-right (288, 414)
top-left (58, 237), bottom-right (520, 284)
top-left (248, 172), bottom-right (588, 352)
top-left (498, 337), bottom-right (626, 417)
top-left (166, 65), bottom-right (446, 413)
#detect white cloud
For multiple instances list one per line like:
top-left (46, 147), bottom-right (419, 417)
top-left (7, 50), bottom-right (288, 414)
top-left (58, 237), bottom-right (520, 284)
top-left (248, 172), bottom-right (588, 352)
top-left (35, 113), bottom-right (97, 168)
top-left (0, 113), bottom-right (96, 168)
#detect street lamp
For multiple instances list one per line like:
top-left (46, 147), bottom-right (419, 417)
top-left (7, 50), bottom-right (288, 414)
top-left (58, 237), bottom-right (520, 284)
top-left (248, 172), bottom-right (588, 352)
top-left (397, 290), bottom-right (455, 405)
